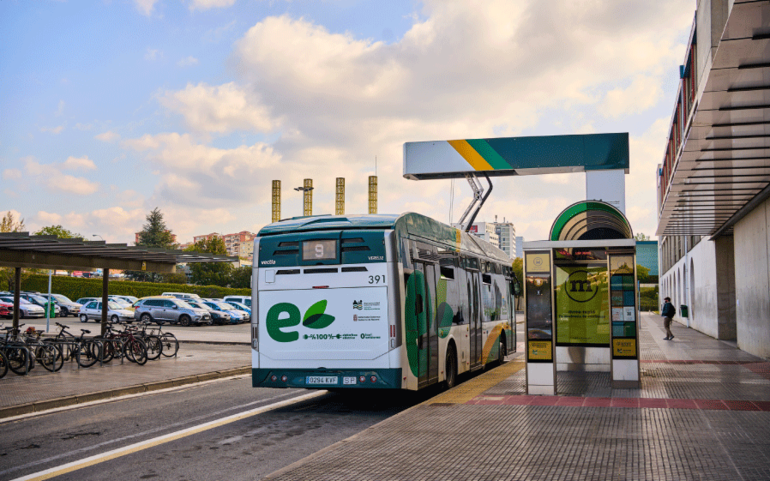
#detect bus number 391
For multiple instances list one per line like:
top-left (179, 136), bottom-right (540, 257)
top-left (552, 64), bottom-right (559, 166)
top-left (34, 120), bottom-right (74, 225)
top-left (368, 275), bottom-right (385, 284)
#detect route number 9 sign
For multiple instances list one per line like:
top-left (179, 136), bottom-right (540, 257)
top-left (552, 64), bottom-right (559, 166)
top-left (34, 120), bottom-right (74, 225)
top-left (303, 240), bottom-right (337, 260)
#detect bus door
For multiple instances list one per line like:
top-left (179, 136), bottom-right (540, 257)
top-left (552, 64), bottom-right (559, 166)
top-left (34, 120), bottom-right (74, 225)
top-left (470, 271), bottom-right (483, 370)
top-left (415, 263), bottom-right (439, 387)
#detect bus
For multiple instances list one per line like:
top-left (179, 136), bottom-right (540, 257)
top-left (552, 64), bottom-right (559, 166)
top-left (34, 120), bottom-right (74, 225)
top-left (251, 213), bottom-right (518, 391)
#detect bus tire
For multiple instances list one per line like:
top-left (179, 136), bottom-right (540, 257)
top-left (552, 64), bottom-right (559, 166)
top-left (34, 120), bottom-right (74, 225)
top-left (445, 344), bottom-right (457, 390)
top-left (497, 338), bottom-right (507, 366)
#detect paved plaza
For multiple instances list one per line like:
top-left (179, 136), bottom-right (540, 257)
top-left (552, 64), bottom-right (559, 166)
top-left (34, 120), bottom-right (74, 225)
top-left (264, 313), bottom-right (770, 481)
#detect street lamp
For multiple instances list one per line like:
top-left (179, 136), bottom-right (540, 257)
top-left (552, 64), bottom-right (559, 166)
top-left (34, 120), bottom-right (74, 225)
top-left (92, 234), bottom-right (104, 241)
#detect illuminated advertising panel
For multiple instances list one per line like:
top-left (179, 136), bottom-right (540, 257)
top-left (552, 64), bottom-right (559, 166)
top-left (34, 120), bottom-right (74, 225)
top-left (554, 265), bottom-right (609, 346)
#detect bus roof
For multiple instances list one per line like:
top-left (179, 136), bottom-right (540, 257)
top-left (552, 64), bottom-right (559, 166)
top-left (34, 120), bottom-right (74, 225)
top-left (258, 213), bottom-right (512, 266)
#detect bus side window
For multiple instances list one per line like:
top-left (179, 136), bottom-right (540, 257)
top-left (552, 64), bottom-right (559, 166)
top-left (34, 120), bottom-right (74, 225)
top-left (415, 293), bottom-right (423, 314)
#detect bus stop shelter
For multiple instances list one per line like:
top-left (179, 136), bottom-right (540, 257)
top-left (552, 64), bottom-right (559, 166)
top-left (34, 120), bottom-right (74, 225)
top-left (0, 232), bottom-right (237, 335)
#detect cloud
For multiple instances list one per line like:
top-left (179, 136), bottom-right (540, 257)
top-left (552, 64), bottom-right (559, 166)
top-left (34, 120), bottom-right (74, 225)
top-left (145, 48), bottom-right (162, 61)
top-left (2, 169), bottom-right (22, 180)
top-left (134, 0), bottom-right (159, 16)
top-left (189, 0), bottom-right (236, 11)
top-left (122, 132), bottom-right (281, 207)
top-left (177, 56), bottom-right (199, 67)
top-left (95, 131), bottom-right (121, 142)
top-left (61, 156), bottom-right (97, 171)
top-left (599, 76), bottom-right (664, 118)
top-left (41, 125), bottom-right (64, 134)
top-left (23, 157), bottom-right (100, 195)
top-left (55, 100), bottom-right (65, 116)
top-left (158, 82), bottom-right (277, 134)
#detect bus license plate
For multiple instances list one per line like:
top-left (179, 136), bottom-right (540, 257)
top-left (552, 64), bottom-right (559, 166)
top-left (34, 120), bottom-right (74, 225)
top-left (306, 376), bottom-right (338, 385)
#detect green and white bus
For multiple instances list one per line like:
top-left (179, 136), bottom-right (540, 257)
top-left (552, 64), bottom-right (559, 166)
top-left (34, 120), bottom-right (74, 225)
top-left (251, 213), bottom-right (518, 391)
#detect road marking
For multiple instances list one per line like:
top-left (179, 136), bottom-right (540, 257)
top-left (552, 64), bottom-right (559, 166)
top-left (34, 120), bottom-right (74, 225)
top-left (0, 373), bottom-right (250, 425)
top-left (12, 390), bottom-right (326, 481)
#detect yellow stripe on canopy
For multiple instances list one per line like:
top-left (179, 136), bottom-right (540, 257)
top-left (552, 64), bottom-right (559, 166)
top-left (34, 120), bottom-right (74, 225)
top-left (447, 139), bottom-right (493, 171)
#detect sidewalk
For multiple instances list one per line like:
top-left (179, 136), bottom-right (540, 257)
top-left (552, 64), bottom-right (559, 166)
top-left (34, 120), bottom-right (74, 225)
top-left (264, 312), bottom-right (770, 481)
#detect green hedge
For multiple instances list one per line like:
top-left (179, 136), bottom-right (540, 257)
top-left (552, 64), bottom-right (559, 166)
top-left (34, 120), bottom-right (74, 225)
top-left (21, 274), bottom-right (250, 301)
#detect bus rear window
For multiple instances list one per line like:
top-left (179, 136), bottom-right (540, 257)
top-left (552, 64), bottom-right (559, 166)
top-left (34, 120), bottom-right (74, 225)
top-left (303, 239), bottom-right (337, 260)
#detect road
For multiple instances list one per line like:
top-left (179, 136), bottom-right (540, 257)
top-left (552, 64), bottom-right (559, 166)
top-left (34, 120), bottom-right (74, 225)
top-left (0, 375), bottom-right (439, 481)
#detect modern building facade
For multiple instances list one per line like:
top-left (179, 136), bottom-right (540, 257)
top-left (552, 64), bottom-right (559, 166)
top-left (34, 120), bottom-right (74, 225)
top-left (636, 240), bottom-right (658, 277)
top-left (656, 0), bottom-right (770, 358)
top-left (495, 219), bottom-right (516, 260)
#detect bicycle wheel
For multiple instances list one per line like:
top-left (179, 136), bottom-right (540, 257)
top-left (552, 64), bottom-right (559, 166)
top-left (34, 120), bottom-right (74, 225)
top-left (144, 335), bottom-right (163, 361)
top-left (5, 346), bottom-right (30, 375)
top-left (160, 333), bottom-right (179, 358)
top-left (36, 344), bottom-right (63, 372)
top-left (76, 341), bottom-right (99, 368)
top-left (124, 338), bottom-right (147, 366)
top-left (0, 350), bottom-right (8, 379)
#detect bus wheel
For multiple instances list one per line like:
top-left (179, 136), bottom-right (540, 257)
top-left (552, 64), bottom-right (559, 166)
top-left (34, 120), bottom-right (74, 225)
top-left (445, 345), bottom-right (457, 390)
top-left (498, 339), bottom-right (507, 365)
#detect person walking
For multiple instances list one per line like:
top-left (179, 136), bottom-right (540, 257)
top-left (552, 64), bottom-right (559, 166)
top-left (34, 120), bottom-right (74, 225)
top-left (661, 297), bottom-right (675, 340)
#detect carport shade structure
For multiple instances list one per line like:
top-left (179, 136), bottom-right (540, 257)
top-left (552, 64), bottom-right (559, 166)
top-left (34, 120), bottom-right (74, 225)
top-left (0, 233), bottom-right (238, 335)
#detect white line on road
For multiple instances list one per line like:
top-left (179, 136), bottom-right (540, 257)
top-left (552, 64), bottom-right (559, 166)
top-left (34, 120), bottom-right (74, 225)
top-left (12, 390), bottom-right (327, 481)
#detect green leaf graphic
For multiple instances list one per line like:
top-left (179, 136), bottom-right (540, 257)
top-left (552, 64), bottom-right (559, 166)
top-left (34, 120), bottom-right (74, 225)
top-left (304, 313), bottom-right (335, 329)
top-left (303, 300), bottom-right (327, 322)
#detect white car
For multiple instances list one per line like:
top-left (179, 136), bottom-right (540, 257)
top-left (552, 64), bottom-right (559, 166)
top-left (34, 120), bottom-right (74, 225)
top-left (79, 300), bottom-right (134, 324)
top-left (0, 296), bottom-right (45, 318)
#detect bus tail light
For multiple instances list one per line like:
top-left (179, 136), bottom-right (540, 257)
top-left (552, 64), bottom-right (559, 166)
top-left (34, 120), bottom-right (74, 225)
top-left (370, 375), bottom-right (377, 383)
top-left (281, 375), bottom-right (288, 382)
top-left (359, 375), bottom-right (366, 383)
top-left (271, 375), bottom-right (278, 382)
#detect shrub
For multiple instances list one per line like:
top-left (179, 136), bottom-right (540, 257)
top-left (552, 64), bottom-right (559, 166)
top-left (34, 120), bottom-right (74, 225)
top-left (21, 274), bottom-right (250, 300)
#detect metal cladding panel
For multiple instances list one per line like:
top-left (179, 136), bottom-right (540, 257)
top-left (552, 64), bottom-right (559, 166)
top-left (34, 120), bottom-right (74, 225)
top-left (403, 133), bottom-right (629, 180)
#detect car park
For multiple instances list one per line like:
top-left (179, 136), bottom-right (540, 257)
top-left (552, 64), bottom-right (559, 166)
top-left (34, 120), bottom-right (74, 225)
top-left (223, 295), bottom-right (251, 308)
top-left (133, 297), bottom-right (211, 326)
top-left (186, 299), bottom-right (230, 325)
top-left (40, 294), bottom-right (81, 317)
top-left (0, 296), bottom-right (45, 318)
top-left (79, 300), bottom-right (135, 323)
top-left (203, 300), bottom-right (247, 324)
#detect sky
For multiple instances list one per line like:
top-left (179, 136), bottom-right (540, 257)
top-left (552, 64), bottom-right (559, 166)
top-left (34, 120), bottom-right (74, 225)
top-left (0, 0), bottom-right (696, 245)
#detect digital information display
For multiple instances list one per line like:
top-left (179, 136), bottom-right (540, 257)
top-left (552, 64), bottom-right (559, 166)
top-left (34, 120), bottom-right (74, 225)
top-left (554, 265), bottom-right (609, 346)
top-left (609, 254), bottom-right (637, 359)
top-left (525, 251), bottom-right (554, 364)
top-left (302, 239), bottom-right (337, 260)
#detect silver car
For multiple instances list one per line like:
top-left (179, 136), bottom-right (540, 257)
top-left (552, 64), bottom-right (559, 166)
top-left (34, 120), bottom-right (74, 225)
top-left (41, 294), bottom-right (81, 317)
top-left (134, 297), bottom-right (211, 326)
top-left (79, 300), bottom-right (135, 323)
top-left (0, 296), bottom-right (45, 318)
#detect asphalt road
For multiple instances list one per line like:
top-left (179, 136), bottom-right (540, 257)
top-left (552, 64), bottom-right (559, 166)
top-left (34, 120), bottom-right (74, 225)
top-left (0, 375), bottom-right (438, 481)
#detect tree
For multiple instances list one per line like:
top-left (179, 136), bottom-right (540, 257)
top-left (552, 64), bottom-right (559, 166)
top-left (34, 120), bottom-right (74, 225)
top-left (0, 211), bottom-right (27, 290)
top-left (160, 272), bottom-right (189, 284)
top-left (185, 237), bottom-right (233, 287)
top-left (229, 265), bottom-right (252, 289)
top-left (34, 225), bottom-right (83, 239)
top-left (636, 264), bottom-right (651, 283)
top-left (125, 208), bottom-right (177, 282)
top-left (634, 232), bottom-right (651, 241)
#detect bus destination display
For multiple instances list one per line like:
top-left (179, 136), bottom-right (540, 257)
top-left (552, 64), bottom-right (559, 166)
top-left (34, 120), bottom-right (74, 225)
top-left (303, 239), bottom-right (337, 260)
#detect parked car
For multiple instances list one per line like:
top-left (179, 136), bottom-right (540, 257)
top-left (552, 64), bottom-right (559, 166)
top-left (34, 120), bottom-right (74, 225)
top-left (203, 301), bottom-right (247, 324)
top-left (75, 297), bottom-right (99, 306)
top-left (224, 301), bottom-right (251, 320)
top-left (106, 296), bottom-right (132, 309)
top-left (20, 293), bottom-right (61, 317)
top-left (0, 303), bottom-right (11, 319)
top-left (133, 297), bottom-right (211, 326)
top-left (161, 292), bottom-right (202, 301)
top-left (40, 294), bottom-right (81, 317)
top-left (223, 295), bottom-right (251, 308)
top-left (186, 300), bottom-right (230, 325)
top-left (79, 300), bottom-right (135, 324)
top-left (110, 295), bottom-right (138, 305)
top-left (0, 296), bottom-right (45, 318)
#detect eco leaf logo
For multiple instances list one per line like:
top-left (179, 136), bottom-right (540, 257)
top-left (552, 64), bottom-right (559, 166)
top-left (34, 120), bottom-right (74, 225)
top-left (266, 300), bottom-right (336, 342)
top-left (302, 300), bottom-right (335, 329)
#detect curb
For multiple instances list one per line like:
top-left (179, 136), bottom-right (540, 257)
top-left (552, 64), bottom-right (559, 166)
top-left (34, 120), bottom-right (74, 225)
top-left (0, 366), bottom-right (251, 420)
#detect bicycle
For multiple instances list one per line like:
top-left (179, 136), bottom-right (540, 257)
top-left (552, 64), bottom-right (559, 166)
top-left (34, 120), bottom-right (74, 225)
top-left (1, 326), bottom-right (34, 375)
top-left (98, 322), bottom-right (148, 365)
top-left (132, 321), bottom-right (163, 361)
